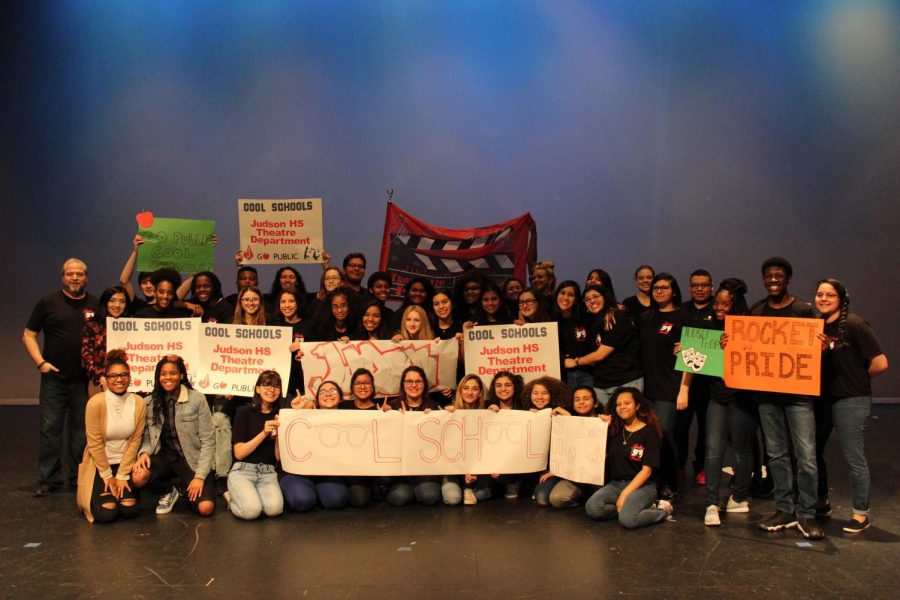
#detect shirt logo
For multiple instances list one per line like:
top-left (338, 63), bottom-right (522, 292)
top-left (629, 444), bottom-right (645, 461)
top-left (575, 327), bottom-right (587, 342)
top-left (658, 321), bottom-right (674, 335)
top-left (83, 308), bottom-right (95, 321)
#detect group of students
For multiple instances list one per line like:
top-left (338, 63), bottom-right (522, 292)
top-left (67, 240), bottom-right (888, 538)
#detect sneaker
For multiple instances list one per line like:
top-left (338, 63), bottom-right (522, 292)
top-left (704, 505), bottom-right (721, 526)
top-left (695, 470), bottom-right (706, 486)
top-left (223, 490), bottom-right (233, 512)
top-left (842, 517), bottom-right (871, 533)
top-left (504, 482), bottom-right (520, 500)
top-left (721, 466), bottom-right (735, 476)
top-left (657, 499), bottom-right (674, 518)
top-left (797, 517), bottom-right (825, 540)
top-left (814, 499), bottom-right (832, 517)
top-left (463, 488), bottom-right (477, 506)
top-left (33, 484), bottom-right (51, 498)
top-left (759, 510), bottom-right (797, 531)
top-left (156, 487), bottom-right (180, 515)
top-left (726, 495), bottom-right (750, 513)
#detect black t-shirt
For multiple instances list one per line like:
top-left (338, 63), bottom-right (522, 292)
top-left (558, 314), bottom-right (592, 372)
top-left (339, 399), bottom-right (380, 410)
top-left (283, 319), bottom-right (311, 395)
top-left (590, 312), bottom-right (643, 388)
top-left (682, 302), bottom-right (715, 329)
top-left (751, 296), bottom-right (816, 318)
top-left (639, 309), bottom-right (683, 403)
top-left (622, 295), bottom-right (651, 323)
top-left (822, 313), bottom-right (883, 399)
top-left (231, 405), bottom-right (279, 466)
top-left (606, 423), bottom-right (660, 481)
top-left (134, 305), bottom-right (195, 319)
top-left (26, 290), bottom-right (98, 379)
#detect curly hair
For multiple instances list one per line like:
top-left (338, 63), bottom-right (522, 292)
top-left (521, 376), bottom-right (572, 411)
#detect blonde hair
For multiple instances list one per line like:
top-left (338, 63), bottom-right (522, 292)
top-left (399, 305), bottom-right (434, 340)
top-left (453, 374), bottom-right (485, 409)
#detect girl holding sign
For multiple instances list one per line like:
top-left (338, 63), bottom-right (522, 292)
top-left (535, 387), bottom-right (601, 509)
top-left (280, 381), bottom-right (351, 511)
top-left (442, 375), bottom-right (493, 506)
top-left (224, 370), bottom-right (284, 520)
top-left (353, 300), bottom-right (390, 341)
top-left (277, 289), bottom-right (311, 401)
top-left (584, 387), bottom-right (673, 528)
top-left (815, 279), bottom-right (888, 533)
top-left (520, 376), bottom-right (571, 501)
top-left (233, 287), bottom-right (267, 325)
top-left (676, 278), bottom-right (757, 526)
top-left (81, 285), bottom-right (132, 395)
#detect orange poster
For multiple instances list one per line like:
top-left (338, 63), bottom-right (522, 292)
top-left (723, 316), bottom-right (823, 396)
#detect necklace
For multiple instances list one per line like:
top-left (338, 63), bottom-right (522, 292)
top-left (622, 428), bottom-right (636, 446)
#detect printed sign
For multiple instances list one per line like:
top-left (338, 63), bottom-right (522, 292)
top-left (135, 214), bottom-right (215, 273)
top-left (278, 408), bottom-right (551, 476)
top-left (723, 316), bottom-right (823, 395)
top-left (549, 416), bottom-right (607, 485)
top-left (462, 323), bottom-right (561, 383)
top-left (238, 198), bottom-right (324, 265)
top-left (298, 339), bottom-right (459, 397)
top-left (194, 323), bottom-right (292, 396)
top-left (106, 317), bottom-right (200, 392)
top-left (676, 326), bottom-right (725, 377)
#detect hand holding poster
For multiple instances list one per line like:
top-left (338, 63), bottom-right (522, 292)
top-left (549, 415), bottom-right (608, 485)
top-left (105, 317), bottom-right (200, 392)
top-left (676, 326), bottom-right (725, 377)
top-left (238, 198), bottom-right (324, 265)
top-left (193, 323), bottom-right (292, 395)
top-left (723, 316), bottom-right (823, 395)
top-left (463, 323), bottom-right (561, 384)
top-left (135, 213), bottom-right (216, 273)
top-left (298, 339), bottom-right (459, 396)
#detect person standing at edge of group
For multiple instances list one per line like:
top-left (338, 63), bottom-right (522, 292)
top-left (24, 258), bottom-right (98, 497)
top-left (676, 269), bottom-right (715, 487)
top-left (750, 257), bottom-right (823, 539)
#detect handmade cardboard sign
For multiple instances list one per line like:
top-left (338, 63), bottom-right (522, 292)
top-left (676, 326), bottom-right (725, 377)
top-left (136, 215), bottom-right (215, 273)
top-left (549, 415), bottom-right (608, 485)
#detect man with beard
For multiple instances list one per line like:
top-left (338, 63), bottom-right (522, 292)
top-left (23, 258), bottom-right (98, 497)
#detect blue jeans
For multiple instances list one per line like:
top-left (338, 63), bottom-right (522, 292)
top-left (705, 397), bottom-right (755, 506)
top-left (280, 475), bottom-right (349, 511)
top-left (758, 395), bottom-right (818, 518)
top-left (585, 481), bottom-right (667, 528)
top-left (566, 369), bottom-right (594, 390)
top-left (226, 462), bottom-right (283, 520)
top-left (594, 377), bottom-right (644, 410)
top-left (386, 477), bottom-right (441, 506)
top-left (441, 476), bottom-right (493, 505)
top-left (533, 475), bottom-right (559, 506)
top-left (816, 396), bottom-right (871, 515)
top-left (38, 373), bottom-right (88, 487)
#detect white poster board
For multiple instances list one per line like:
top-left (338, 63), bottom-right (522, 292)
top-left (462, 323), bottom-right (560, 384)
top-left (106, 317), bottom-right (200, 392)
top-left (238, 198), bottom-right (324, 265)
top-left (194, 323), bottom-right (292, 395)
top-left (549, 416), bottom-right (607, 485)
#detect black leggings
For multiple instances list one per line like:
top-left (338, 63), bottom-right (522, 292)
top-left (91, 464), bottom-right (139, 524)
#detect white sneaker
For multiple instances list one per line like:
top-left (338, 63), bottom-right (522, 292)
top-left (463, 488), bottom-right (477, 506)
top-left (156, 487), bottom-right (180, 515)
top-left (705, 504), bottom-right (721, 526)
top-left (504, 482), bottom-right (520, 500)
top-left (726, 495), bottom-right (749, 513)
top-left (223, 490), bottom-right (233, 512)
top-left (657, 499), bottom-right (674, 519)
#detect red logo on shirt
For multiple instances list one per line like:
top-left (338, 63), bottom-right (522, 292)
top-left (658, 322), bottom-right (674, 335)
top-left (83, 308), bottom-right (95, 321)
top-left (575, 327), bottom-right (587, 342)
top-left (629, 444), bottom-right (645, 461)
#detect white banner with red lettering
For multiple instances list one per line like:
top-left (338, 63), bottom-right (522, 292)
top-left (194, 323), bottom-right (293, 395)
top-left (462, 323), bottom-right (560, 384)
top-left (106, 317), bottom-right (200, 393)
top-left (298, 339), bottom-right (459, 396)
top-left (278, 409), bottom-right (552, 476)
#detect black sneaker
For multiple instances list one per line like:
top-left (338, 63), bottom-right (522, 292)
top-left (759, 510), bottom-right (798, 531)
top-left (842, 517), bottom-right (870, 533)
top-left (797, 517), bottom-right (825, 539)
top-left (814, 499), bottom-right (832, 517)
top-left (33, 484), bottom-right (51, 498)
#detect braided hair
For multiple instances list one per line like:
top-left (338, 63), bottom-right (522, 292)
top-left (817, 278), bottom-right (850, 349)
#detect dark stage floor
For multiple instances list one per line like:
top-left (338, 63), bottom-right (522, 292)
top-left (1, 405), bottom-right (899, 599)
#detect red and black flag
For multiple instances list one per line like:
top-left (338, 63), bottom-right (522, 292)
top-left (378, 203), bottom-right (533, 300)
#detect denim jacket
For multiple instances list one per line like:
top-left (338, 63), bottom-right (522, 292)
top-left (139, 385), bottom-right (215, 480)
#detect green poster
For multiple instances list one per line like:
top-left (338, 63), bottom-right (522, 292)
top-left (136, 217), bottom-right (216, 273)
top-left (675, 326), bottom-right (724, 377)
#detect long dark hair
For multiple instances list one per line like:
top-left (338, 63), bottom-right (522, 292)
top-left (553, 280), bottom-right (584, 321)
top-left (94, 285), bottom-right (132, 322)
top-left (270, 267), bottom-right (309, 302)
top-left (276, 289), bottom-right (306, 322)
top-left (486, 371), bottom-right (525, 409)
top-left (357, 300), bottom-right (388, 339)
top-left (587, 269), bottom-right (618, 304)
top-left (476, 281), bottom-right (512, 324)
top-left (605, 387), bottom-right (662, 440)
top-left (648, 272), bottom-right (682, 310)
top-left (817, 278), bottom-right (850, 349)
top-left (150, 355), bottom-right (193, 426)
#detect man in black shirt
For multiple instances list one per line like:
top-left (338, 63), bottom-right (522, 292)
top-left (23, 258), bottom-right (98, 496)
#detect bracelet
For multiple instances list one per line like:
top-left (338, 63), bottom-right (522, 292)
top-left (37, 361), bottom-right (48, 370)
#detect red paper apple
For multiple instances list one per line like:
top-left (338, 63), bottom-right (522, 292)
top-left (135, 211), bottom-right (155, 229)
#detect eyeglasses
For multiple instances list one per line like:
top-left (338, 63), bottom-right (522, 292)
top-left (689, 283), bottom-right (711, 289)
top-left (353, 381), bottom-right (373, 387)
top-left (106, 373), bottom-right (130, 381)
top-left (816, 292), bottom-right (839, 299)
top-left (318, 388), bottom-right (340, 396)
top-left (259, 384), bottom-right (281, 390)
top-left (518, 299), bottom-right (537, 306)
top-left (324, 276), bottom-right (342, 282)
top-left (346, 263), bottom-right (365, 270)
top-left (652, 285), bottom-right (671, 292)
top-left (584, 294), bottom-right (602, 302)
